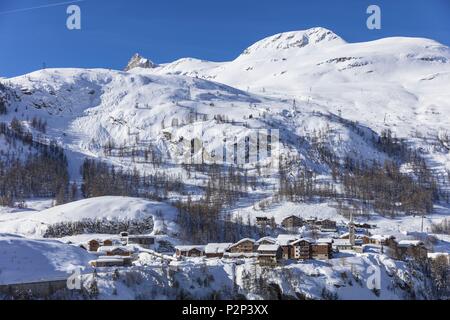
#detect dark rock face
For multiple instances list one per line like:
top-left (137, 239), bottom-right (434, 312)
top-left (124, 53), bottom-right (157, 71)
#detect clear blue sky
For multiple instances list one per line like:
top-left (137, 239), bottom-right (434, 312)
top-left (0, 0), bottom-right (449, 77)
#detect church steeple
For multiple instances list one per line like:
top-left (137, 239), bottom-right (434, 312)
top-left (349, 210), bottom-right (355, 246)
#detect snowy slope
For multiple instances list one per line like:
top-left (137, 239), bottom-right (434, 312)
top-left (87, 249), bottom-right (429, 300)
top-left (142, 27), bottom-right (450, 141)
top-left (0, 233), bottom-right (93, 285)
top-left (0, 196), bottom-right (178, 237)
top-left (0, 27), bottom-right (449, 234)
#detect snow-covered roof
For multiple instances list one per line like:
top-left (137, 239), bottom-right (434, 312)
top-left (175, 245), bottom-right (205, 252)
top-left (283, 215), bottom-right (302, 220)
top-left (317, 238), bottom-right (333, 244)
top-left (128, 235), bottom-right (154, 239)
top-left (370, 234), bottom-right (395, 240)
top-left (256, 236), bottom-right (276, 244)
top-left (290, 238), bottom-right (314, 245)
top-left (257, 244), bottom-right (280, 252)
top-left (205, 243), bottom-right (232, 254)
top-left (340, 232), bottom-right (368, 239)
top-left (97, 246), bottom-right (132, 253)
top-left (397, 240), bottom-right (424, 247)
top-left (232, 238), bottom-right (255, 246)
top-left (276, 234), bottom-right (299, 246)
top-left (333, 239), bottom-right (352, 246)
top-left (314, 243), bottom-right (330, 247)
top-left (98, 255), bottom-right (129, 261)
top-left (223, 252), bottom-right (258, 258)
top-left (90, 257), bottom-right (124, 263)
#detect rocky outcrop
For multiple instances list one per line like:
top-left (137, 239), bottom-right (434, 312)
top-left (124, 53), bottom-right (157, 71)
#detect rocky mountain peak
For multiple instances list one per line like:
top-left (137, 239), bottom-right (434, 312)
top-left (124, 53), bottom-right (157, 71)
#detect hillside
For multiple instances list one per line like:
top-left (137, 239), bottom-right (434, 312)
top-left (0, 196), bottom-right (178, 238)
top-left (0, 27), bottom-right (449, 300)
top-left (0, 233), bottom-right (93, 285)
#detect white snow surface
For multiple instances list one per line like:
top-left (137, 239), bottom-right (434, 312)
top-left (0, 233), bottom-right (93, 285)
top-left (0, 196), bottom-right (178, 237)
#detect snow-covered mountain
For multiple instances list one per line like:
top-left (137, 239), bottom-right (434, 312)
top-left (1, 27), bottom-right (449, 178)
top-left (141, 27), bottom-right (450, 140)
top-left (0, 27), bottom-right (449, 300)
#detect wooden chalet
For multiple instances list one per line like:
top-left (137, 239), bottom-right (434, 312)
top-left (175, 245), bottom-right (205, 257)
top-left (332, 239), bottom-right (353, 251)
top-left (102, 239), bottom-right (113, 246)
top-left (340, 232), bottom-right (370, 244)
top-left (256, 237), bottom-right (277, 246)
top-left (205, 243), bottom-right (232, 258)
top-left (290, 239), bottom-right (313, 260)
top-left (396, 240), bottom-right (428, 260)
top-left (281, 215), bottom-right (304, 229)
top-left (276, 235), bottom-right (299, 259)
top-left (257, 244), bottom-right (283, 265)
top-left (90, 256), bottom-right (133, 268)
top-left (228, 238), bottom-right (256, 254)
top-left (97, 246), bottom-right (133, 257)
top-left (319, 219), bottom-right (337, 231)
top-left (369, 235), bottom-right (396, 246)
top-left (311, 243), bottom-right (332, 260)
top-left (127, 235), bottom-right (155, 248)
top-left (87, 239), bottom-right (100, 252)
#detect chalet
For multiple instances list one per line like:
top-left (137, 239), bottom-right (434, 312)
top-left (102, 239), bottom-right (113, 247)
top-left (175, 245), bottom-right (205, 257)
top-left (317, 238), bottom-right (334, 244)
top-left (305, 217), bottom-right (317, 225)
top-left (256, 237), bottom-right (277, 246)
top-left (396, 240), bottom-right (428, 260)
top-left (354, 223), bottom-right (373, 229)
top-left (88, 239), bottom-right (100, 252)
top-left (205, 243), bottom-right (232, 258)
top-left (109, 247), bottom-right (132, 256)
top-left (311, 243), bottom-right (332, 260)
top-left (255, 217), bottom-right (270, 227)
top-left (317, 238), bottom-right (333, 253)
top-left (223, 252), bottom-right (259, 259)
top-left (90, 256), bottom-right (133, 268)
top-left (257, 244), bottom-right (283, 265)
top-left (90, 258), bottom-right (124, 268)
top-left (332, 239), bottom-right (353, 251)
top-left (98, 246), bottom-right (133, 257)
top-left (369, 235), bottom-right (396, 246)
top-left (127, 235), bottom-right (155, 248)
top-left (319, 219), bottom-right (337, 232)
top-left (281, 215), bottom-right (304, 229)
top-left (228, 238), bottom-right (256, 254)
top-left (359, 235), bottom-right (370, 245)
top-left (290, 239), bottom-right (313, 260)
top-left (340, 233), bottom-right (370, 244)
top-left (276, 235), bottom-right (299, 259)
